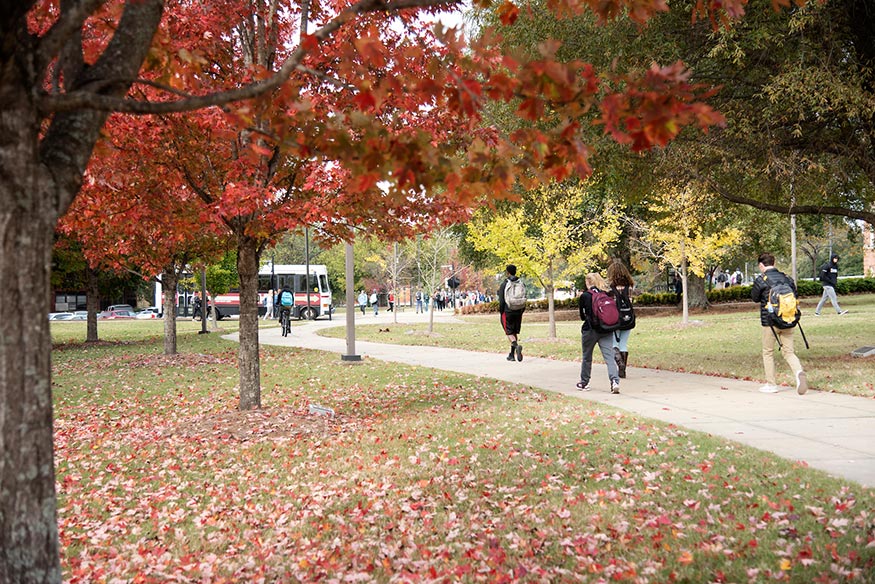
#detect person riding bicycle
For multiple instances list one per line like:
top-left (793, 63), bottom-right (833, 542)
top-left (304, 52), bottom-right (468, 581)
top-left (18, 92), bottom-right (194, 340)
top-left (277, 285), bottom-right (294, 322)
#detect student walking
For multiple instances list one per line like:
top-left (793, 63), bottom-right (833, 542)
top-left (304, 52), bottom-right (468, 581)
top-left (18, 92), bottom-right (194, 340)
top-left (607, 260), bottom-right (635, 378)
top-left (750, 252), bottom-right (808, 395)
top-left (815, 254), bottom-right (848, 316)
top-left (370, 290), bottom-right (379, 315)
top-left (357, 290), bottom-right (367, 315)
top-left (497, 265), bottom-right (526, 362)
top-left (262, 293), bottom-right (274, 321)
top-left (577, 273), bottom-right (621, 393)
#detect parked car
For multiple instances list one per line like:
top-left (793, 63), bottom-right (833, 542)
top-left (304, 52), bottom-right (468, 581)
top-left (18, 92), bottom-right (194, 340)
top-left (48, 312), bottom-right (74, 321)
top-left (98, 309), bottom-right (136, 320)
top-left (106, 304), bottom-right (135, 312)
top-left (71, 311), bottom-right (89, 321)
top-left (135, 307), bottom-right (162, 319)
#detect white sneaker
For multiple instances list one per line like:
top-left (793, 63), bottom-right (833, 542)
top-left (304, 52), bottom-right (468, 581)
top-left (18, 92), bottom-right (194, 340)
top-left (796, 371), bottom-right (808, 395)
top-left (610, 381), bottom-right (620, 394)
top-left (759, 384), bottom-right (779, 393)
top-left (839, 310), bottom-right (848, 315)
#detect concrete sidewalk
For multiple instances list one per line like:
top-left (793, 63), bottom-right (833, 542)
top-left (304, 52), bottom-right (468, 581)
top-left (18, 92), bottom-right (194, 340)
top-left (232, 308), bottom-right (875, 488)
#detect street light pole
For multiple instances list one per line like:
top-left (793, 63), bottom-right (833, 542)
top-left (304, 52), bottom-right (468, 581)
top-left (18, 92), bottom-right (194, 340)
top-left (270, 254), bottom-right (275, 319)
top-left (305, 225), bottom-right (311, 317)
top-left (342, 235), bottom-right (361, 362)
top-left (198, 267), bottom-right (209, 335)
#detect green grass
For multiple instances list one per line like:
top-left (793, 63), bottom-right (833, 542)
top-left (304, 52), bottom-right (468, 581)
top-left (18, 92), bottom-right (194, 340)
top-left (320, 294), bottom-right (875, 396)
top-left (51, 325), bottom-right (875, 581)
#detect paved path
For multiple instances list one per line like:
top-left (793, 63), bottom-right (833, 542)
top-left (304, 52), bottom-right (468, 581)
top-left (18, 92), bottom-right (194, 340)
top-left (229, 309), bottom-right (875, 488)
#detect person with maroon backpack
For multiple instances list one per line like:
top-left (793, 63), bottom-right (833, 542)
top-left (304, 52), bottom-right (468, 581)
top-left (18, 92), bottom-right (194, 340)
top-left (577, 272), bottom-right (621, 393)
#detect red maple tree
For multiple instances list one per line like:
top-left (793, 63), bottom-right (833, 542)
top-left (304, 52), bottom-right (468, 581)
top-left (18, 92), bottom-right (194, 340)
top-left (2, 0), bottom-right (779, 579)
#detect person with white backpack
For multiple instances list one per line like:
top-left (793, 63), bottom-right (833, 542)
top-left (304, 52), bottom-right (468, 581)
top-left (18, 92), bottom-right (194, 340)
top-left (497, 264), bottom-right (527, 362)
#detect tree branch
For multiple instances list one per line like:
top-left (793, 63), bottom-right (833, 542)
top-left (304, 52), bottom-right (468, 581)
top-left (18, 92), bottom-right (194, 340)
top-left (707, 179), bottom-right (875, 224)
top-left (36, 0), bottom-right (106, 74)
top-left (38, 0), bottom-right (460, 115)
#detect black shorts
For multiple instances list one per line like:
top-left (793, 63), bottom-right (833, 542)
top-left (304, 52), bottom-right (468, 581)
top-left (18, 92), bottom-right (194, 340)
top-left (501, 311), bottom-right (522, 335)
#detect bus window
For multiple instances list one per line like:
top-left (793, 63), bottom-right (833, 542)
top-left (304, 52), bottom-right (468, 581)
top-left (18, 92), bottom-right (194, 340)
top-left (319, 275), bottom-right (329, 294)
top-left (295, 273), bottom-right (319, 293)
top-left (257, 275), bottom-right (273, 291)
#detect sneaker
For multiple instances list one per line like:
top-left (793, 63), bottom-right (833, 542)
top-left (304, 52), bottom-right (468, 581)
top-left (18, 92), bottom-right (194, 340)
top-left (506, 353), bottom-right (515, 361)
top-left (576, 382), bottom-right (591, 391)
top-left (759, 384), bottom-right (779, 393)
top-left (813, 312), bottom-right (821, 316)
top-left (610, 381), bottom-right (620, 394)
top-left (515, 343), bottom-right (523, 362)
top-left (839, 310), bottom-right (848, 315)
top-left (796, 370), bottom-right (808, 395)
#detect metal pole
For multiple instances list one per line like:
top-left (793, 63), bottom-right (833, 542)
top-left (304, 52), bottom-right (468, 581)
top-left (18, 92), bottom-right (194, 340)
top-left (342, 236), bottom-right (361, 361)
top-left (791, 214), bottom-right (798, 281)
top-left (790, 184), bottom-right (797, 281)
top-left (271, 255), bottom-right (275, 318)
top-left (305, 225), bottom-right (311, 317)
top-left (199, 267), bottom-right (209, 335)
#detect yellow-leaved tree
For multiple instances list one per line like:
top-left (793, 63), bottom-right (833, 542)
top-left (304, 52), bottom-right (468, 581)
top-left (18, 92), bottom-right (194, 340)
top-left (468, 181), bottom-right (621, 338)
top-left (638, 184), bottom-right (742, 324)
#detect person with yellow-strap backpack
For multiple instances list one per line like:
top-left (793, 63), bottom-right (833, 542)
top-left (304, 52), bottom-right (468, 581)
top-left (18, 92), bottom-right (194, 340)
top-left (750, 252), bottom-right (809, 395)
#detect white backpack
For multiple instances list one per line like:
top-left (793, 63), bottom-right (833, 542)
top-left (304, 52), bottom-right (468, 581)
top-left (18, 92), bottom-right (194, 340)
top-left (504, 279), bottom-right (527, 311)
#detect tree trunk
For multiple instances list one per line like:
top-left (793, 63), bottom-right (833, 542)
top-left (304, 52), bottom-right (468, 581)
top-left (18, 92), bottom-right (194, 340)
top-left (546, 283), bottom-right (556, 339)
top-left (1, 68), bottom-right (63, 584)
top-left (209, 290), bottom-right (219, 331)
top-left (162, 269), bottom-right (179, 356)
top-left (687, 273), bottom-right (709, 309)
top-left (86, 266), bottom-right (100, 343)
top-left (237, 240), bottom-right (261, 410)
top-left (0, 211), bottom-right (61, 584)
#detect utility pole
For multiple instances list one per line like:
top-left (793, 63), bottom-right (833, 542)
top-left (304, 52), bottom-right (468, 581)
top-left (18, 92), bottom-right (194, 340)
top-left (342, 233), bottom-right (361, 362)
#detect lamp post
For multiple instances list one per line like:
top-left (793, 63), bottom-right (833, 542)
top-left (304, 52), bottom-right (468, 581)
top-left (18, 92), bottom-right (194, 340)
top-left (198, 267), bottom-right (209, 335)
top-left (342, 234), bottom-right (361, 362)
top-left (305, 225), bottom-right (311, 318)
top-left (270, 254), bottom-right (275, 319)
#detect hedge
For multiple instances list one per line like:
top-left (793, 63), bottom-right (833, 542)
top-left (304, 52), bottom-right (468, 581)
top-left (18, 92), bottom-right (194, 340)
top-left (458, 278), bottom-right (875, 315)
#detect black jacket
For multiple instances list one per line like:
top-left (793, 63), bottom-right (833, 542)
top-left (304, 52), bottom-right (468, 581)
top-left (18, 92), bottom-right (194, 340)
top-left (498, 276), bottom-right (524, 315)
top-left (750, 267), bottom-right (797, 326)
top-left (819, 255), bottom-right (840, 288)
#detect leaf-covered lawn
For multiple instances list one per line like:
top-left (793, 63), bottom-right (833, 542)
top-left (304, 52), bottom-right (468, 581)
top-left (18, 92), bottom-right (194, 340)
top-left (322, 294), bottom-right (875, 396)
top-left (53, 333), bottom-right (875, 582)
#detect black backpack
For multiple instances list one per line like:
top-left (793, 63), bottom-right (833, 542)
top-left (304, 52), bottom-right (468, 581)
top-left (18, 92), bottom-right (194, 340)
top-left (612, 286), bottom-right (636, 331)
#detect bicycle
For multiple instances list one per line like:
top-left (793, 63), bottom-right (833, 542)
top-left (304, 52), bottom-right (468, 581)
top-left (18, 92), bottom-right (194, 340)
top-left (280, 308), bottom-right (291, 337)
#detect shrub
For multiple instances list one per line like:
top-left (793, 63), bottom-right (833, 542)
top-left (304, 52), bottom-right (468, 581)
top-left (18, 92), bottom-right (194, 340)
top-left (457, 279), bottom-right (875, 314)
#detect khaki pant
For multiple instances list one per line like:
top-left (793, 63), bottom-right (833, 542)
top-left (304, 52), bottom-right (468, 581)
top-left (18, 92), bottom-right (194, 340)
top-left (761, 327), bottom-right (803, 385)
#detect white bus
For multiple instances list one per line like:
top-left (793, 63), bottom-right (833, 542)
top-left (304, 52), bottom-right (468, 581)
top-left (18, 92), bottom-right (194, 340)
top-left (211, 264), bottom-right (332, 320)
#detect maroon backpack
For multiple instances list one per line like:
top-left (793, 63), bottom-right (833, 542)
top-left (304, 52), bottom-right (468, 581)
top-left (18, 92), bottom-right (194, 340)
top-left (589, 288), bottom-right (620, 333)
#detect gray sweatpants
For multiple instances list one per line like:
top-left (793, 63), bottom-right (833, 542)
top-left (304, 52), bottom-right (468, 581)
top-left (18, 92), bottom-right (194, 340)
top-left (815, 285), bottom-right (843, 314)
top-left (580, 328), bottom-right (620, 386)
